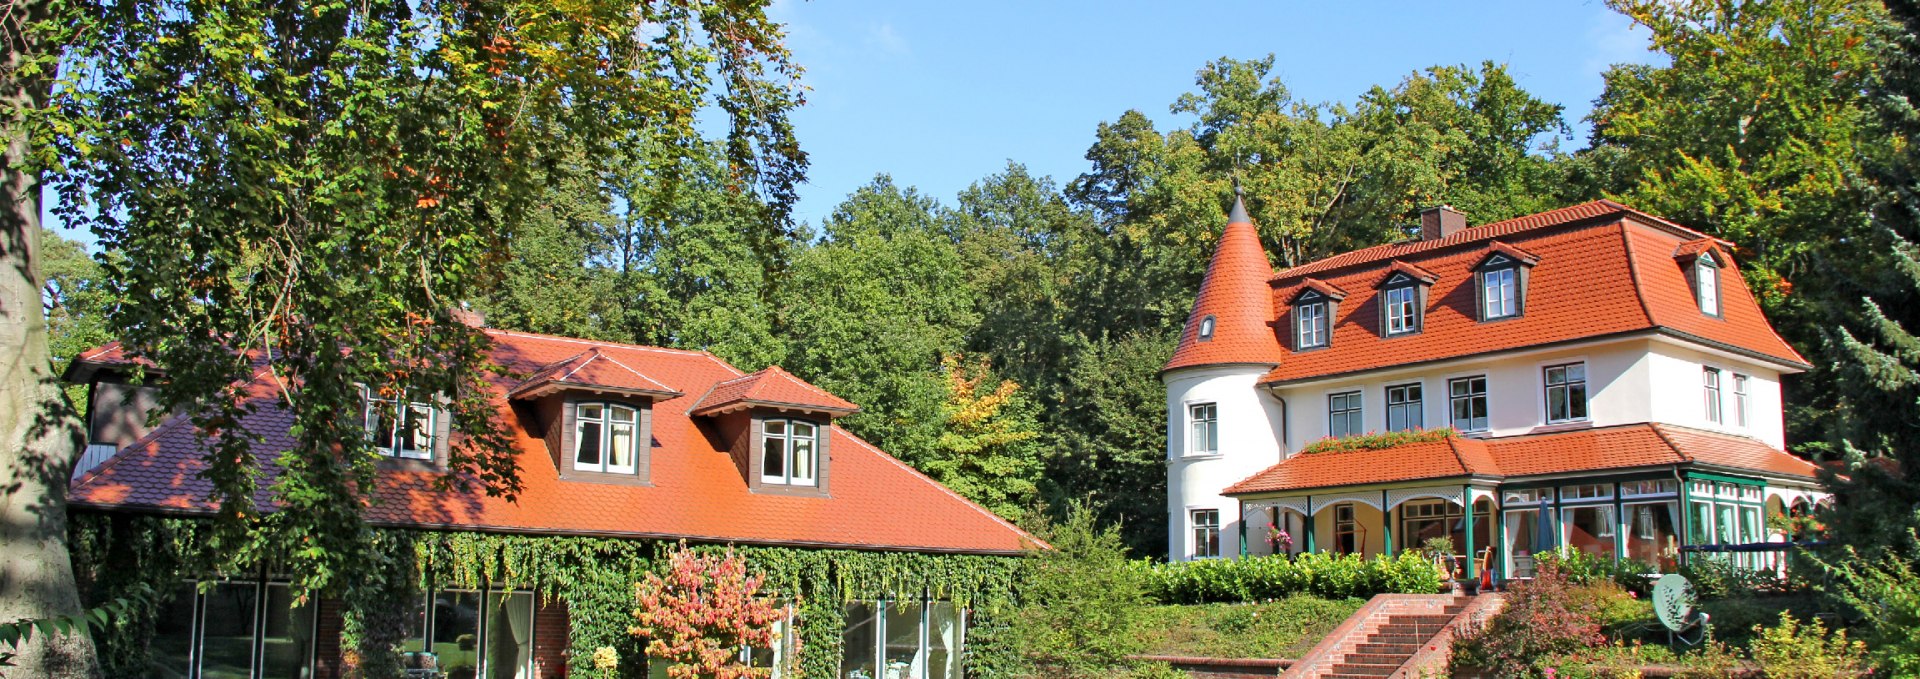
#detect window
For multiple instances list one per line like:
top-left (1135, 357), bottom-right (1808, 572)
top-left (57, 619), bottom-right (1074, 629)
top-left (1543, 362), bottom-right (1589, 424)
top-left (1703, 368), bottom-right (1723, 424)
top-left (1328, 391), bottom-right (1364, 438)
top-left (1296, 301), bottom-right (1329, 349)
top-left (1386, 383), bottom-right (1423, 432)
top-left (1398, 500), bottom-right (1459, 552)
top-left (1333, 504), bottom-right (1359, 555)
top-left (1621, 480), bottom-right (1677, 498)
top-left (842, 600), bottom-right (966, 679)
top-left (1483, 266), bottom-right (1518, 320)
top-left (1562, 505), bottom-right (1617, 560)
top-left (1188, 403), bottom-right (1218, 455)
top-left (1561, 483), bottom-right (1612, 501)
top-left (740, 604), bottom-right (797, 677)
top-left (761, 419), bottom-right (819, 486)
top-left (1695, 256), bottom-right (1721, 315)
top-left (1449, 376), bottom-right (1489, 432)
top-left (1191, 509), bottom-right (1221, 559)
top-left (574, 403), bottom-right (639, 474)
top-left (1383, 285), bottom-right (1419, 335)
top-left (1503, 488), bottom-right (1545, 504)
top-left (146, 581), bottom-right (320, 679)
top-left (1196, 315), bottom-right (1216, 340)
top-left (1733, 374), bottom-right (1750, 427)
top-left (365, 390), bottom-right (436, 460)
top-left (1625, 502), bottom-right (1679, 571)
top-left (399, 589), bottom-right (536, 679)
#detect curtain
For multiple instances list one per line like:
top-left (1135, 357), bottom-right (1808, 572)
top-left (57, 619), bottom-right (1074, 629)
top-left (486, 592), bottom-right (533, 679)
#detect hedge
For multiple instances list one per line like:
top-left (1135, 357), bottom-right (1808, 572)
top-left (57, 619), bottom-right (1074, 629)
top-left (1138, 552), bottom-right (1446, 605)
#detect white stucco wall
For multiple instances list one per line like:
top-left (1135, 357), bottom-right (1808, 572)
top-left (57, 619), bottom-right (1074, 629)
top-left (1645, 341), bottom-right (1787, 448)
top-left (1164, 365), bottom-right (1286, 561)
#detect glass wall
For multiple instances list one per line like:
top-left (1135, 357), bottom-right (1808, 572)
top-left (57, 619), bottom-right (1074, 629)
top-left (146, 581), bottom-right (316, 679)
top-left (1624, 502), bottom-right (1679, 571)
top-left (842, 599), bottom-right (967, 679)
top-left (1562, 505), bottom-right (1617, 560)
top-left (261, 585), bottom-right (316, 679)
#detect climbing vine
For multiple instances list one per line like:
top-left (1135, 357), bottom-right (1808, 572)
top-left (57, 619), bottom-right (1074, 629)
top-left (68, 515), bottom-right (1027, 679)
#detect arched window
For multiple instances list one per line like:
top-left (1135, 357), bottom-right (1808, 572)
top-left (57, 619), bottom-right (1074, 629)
top-left (762, 418), bottom-right (819, 486)
top-left (575, 402), bottom-right (639, 474)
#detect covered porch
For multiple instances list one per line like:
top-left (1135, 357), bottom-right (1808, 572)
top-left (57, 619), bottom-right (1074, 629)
top-left (1241, 483), bottom-right (1499, 579)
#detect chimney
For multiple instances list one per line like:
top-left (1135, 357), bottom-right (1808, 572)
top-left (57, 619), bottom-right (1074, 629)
top-left (1419, 205), bottom-right (1467, 241)
top-left (452, 303), bottom-right (487, 328)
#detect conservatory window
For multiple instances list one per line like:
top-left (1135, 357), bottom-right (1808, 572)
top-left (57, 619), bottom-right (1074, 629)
top-left (762, 419), bottom-right (819, 486)
top-left (1561, 505), bottom-right (1617, 560)
top-left (574, 402), bottom-right (639, 474)
top-left (842, 600), bottom-right (966, 679)
top-left (145, 581), bottom-right (319, 679)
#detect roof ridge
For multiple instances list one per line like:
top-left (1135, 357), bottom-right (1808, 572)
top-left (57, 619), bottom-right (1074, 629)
top-left (1273, 200), bottom-right (1635, 280)
top-left (1642, 423), bottom-right (1689, 463)
top-left (484, 328), bottom-right (713, 358)
top-left (1442, 435), bottom-right (1475, 475)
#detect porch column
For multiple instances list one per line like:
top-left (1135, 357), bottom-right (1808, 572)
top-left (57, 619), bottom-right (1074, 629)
top-left (1305, 496), bottom-right (1317, 553)
top-left (1612, 482), bottom-right (1625, 563)
top-left (1239, 511), bottom-right (1249, 558)
top-left (1462, 486), bottom-right (1476, 580)
top-left (1678, 477), bottom-right (1692, 568)
top-left (1381, 490), bottom-right (1394, 557)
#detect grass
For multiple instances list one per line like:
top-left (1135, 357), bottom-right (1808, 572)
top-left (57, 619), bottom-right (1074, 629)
top-left (1135, 595), bottom-right (1365, 659)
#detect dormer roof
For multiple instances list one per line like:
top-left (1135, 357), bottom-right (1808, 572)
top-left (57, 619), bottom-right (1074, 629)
top-left (1475, 241), bottom-right (1541, 268)
top-left (1374, 261), bottom-right (1438, 288)
top-left (509, 348), bottom-right (682, 401)
top-left (1164, 195), bottom-right (1287, 372)
top-left (690, 365), bottom-right (859, 417)
top-left (1285, 277), bottom-right (1350, 303)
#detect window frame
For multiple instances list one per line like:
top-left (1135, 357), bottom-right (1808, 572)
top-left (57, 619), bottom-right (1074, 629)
top-left (760, 417), bottom-right (821, 487)
top-left (1385, 382), bottom-right (1423, 432)
top-left (1694, 255), bottom-right (1723, 317)
top-left (1703, 367), bottom-right (1724, 424)
top-left (363, 388), bottom-right (437, 461)
top-left (1196, 314), bottom-right (1216, 341)
top-left (1333, 504), bottom-right (1359, 555)
top-left (1380, 280), bottom-right (1421, 337)
top-left (1328, 390), bottom-right (1364, 438)
top-left (1479, 261), bottom-right (1522, 321)
top-left (573, 401), bottom-right (641, 475)
top-left (152, 579), bottom-right (327, 679)
top-left (1542, 361), bottom-right (1590, 425)
top-left (1448, 375), bottom-right (1489, 432)
top-left (840, 598), bottom-right (967, 679)
top-left (1190, 508), bottom-right (1221, 559)
top-left (1295, 298), bottom-right (1329, 349)
top-left (1187, 402), bottom-right (1219, 456)
top-left (1732, 374), bottom-right (1750, 427)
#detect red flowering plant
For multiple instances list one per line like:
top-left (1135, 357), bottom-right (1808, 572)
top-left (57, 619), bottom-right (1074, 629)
top-left (630, 544), bottom-right (795, 679)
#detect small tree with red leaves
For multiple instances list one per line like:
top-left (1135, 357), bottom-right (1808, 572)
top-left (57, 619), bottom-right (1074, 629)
top-left (630, 545), bottom-right (791, 679)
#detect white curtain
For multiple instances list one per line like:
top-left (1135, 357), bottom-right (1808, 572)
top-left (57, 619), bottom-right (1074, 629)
top-left (486, 592), bottom-right (534, 679)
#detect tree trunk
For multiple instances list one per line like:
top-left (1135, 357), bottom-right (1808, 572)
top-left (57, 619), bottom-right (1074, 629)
top-left (0, 0), bottom-right (100, 674)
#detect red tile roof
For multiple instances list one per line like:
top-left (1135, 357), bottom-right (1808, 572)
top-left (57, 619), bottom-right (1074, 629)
top-left (689, 365), bottom-right (859, 417)
top-left (1258, 201), bottom-right (1807, 385)
top-left (1164, 197), bottom-right (1287, 372)
top-left (1222, 424), bottom-right (1819, 495)
top-left (67, 329), bottom-right (1031, 555)
top-left (509, 348), bottom-right (682, 400)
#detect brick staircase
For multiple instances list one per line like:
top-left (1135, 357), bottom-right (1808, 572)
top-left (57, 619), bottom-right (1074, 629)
top-left (1281, 592), bottom-right (1504, 679)
top-left (1319, 596), bottom-right (1466, 678)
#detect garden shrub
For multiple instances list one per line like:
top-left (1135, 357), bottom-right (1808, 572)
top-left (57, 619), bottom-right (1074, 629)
top-left (1749, 612), bottom-right (1868, 678)
top-left (1537, 550), bottom-right (1656, 596)
top-left (1819, 550), bottom-right (1920, 675)
top-left (994, 502), bottom-right (1152, 679)
top-left (1139, 551), bottom-right (1442, 605)
top-left (1448, 561), bottom-right (1604, 677)
top-left (1677, 556), bottom-right (1786, 599)
top-left (1298, 427), bottom-right (1456, 455)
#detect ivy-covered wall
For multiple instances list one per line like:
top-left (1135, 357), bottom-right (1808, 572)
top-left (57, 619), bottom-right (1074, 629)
top-left (69, 513), bottom-right (1027, 678)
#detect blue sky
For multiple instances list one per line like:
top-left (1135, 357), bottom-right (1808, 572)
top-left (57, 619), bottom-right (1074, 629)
top-left (771, 0), bottom-right (1662, 228)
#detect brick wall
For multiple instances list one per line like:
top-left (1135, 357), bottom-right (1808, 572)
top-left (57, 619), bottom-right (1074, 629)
top-left (534, 599), bottom-right (572, 678)
top-left (315, 597), bottom-right (347, 679)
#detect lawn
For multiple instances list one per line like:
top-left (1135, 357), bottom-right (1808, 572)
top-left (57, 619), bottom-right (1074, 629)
top-left (1135, 595), bottom-right (1365, 659)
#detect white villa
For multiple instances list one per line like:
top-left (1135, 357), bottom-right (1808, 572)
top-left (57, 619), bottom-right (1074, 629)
top-left (1163, 197), bottom-right (1829, 581)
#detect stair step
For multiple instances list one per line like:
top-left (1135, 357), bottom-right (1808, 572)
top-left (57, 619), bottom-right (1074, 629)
top-left (1353, 642), bottom-right (1420, 655)
top-left (1383, 614), bottom-right (1454, 625)
top-left (1343, 652), bottom-right (1411, 665)
top-left (1376, 623), bottom-right (1444, 636)
top-left (1329, 663), bottom-right (1400, 676)
top-left (1360, 633), bottom-right (1425, 645)
top-left (1326, 675), bottom-right (1389, 679)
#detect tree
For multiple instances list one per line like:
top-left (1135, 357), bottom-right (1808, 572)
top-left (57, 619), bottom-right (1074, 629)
top-left (996, 501), bottom-right (1151, 678)
top-left (1043, 331), bottom-right (1174, 557)
top-left (2, 1), bottom-right (804, 674)
top-left (924, 354), bottom-right (1043, 522)
top-left (631, 545), bottom-right (791, 679)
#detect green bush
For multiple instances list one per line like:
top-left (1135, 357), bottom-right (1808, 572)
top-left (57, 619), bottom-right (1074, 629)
top-left (1749, 612), bottom-right (1869, 678)
top-left (1139, 552), bottom-right (1443, 605)
top-left (991, 501), bottom-right (1152, 679)
top-left (1536, 550), bottom-right (1656, 595)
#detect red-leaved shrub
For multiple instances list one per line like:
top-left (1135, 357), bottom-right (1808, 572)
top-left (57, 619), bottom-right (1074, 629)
top-left (1450, 560), bottom-right (1606, 677)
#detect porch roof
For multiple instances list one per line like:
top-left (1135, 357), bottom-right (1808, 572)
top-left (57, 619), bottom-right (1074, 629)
top-left (1223, 423), bottom-right (1819, 496)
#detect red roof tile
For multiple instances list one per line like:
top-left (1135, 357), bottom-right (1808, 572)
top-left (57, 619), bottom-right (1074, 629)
top-left (509, 348), bottom-right (682, 400)
top-left (1164, 198), bottom-right (1287, 372)
top-left (690, 365), bottom-right (858, 417)
top-left (1258, 202), bottom-right (1807, 385)
top-left (68, 330), bottom-right (1030, 555)
top-left (1222, 424), bottom-right (1818, 495)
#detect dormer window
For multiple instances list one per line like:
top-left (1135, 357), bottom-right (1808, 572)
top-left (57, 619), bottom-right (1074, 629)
top-left (574, 402), bottom-right (640, 474)
top-left (1473, 243), bottom-right (1537, 322)
top-left (761, 419), bottom-right (819, 486)
top-left (1295, 300), bottom-right (1327, 348)
top-left (1383, 286), bottom-right (1418, 335)
top-left (1694, 254), bottom-right (1721, 316)
top-left (1196, 315), bottom-right (1216, 341)
top-left (364, 390), bottom-right (435, 460)
top-left (1374, 263), bottom-right (1434, 337)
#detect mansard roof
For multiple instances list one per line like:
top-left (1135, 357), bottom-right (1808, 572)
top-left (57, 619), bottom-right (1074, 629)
top-left (1222, 423), bottom-right (1821, 496)
top-left (1259, 200), bottom-right (1808, 385)
top-left (66, 329), bottom-right (1031, 555)
top-left (1164, 196), bottom-right (1287, 372)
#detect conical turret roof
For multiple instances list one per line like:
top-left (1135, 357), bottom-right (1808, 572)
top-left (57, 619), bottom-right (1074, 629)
top-left (1163, 195), bottom-right (1285, 372)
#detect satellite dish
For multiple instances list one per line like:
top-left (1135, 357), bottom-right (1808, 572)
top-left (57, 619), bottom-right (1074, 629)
top-left (1654, 573), bottom-right (1709, 646)
top-left (1653, 573), bottom-right (1696, 632)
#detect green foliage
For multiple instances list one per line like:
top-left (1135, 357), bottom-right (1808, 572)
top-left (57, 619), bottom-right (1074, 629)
top-left (0, 584), bottom-right (153, 672)
top-left (1535, 550), bottom-right (1656, 596)
top-left (1038, 330), bottom-right (1173, 557)
top-left (34, 0), bottom-right (807, 599)
top-left (1816, 550), bottom-right (1920, 675)
top-left (1133, 596), bottom-right (1363, 659)
top-left (1448, 562), bottom-right (1606, 678)
top-left (1749, 612), bottom-right (1869, 678)
top-left (990, 502), bottom-right (1150, 679)
top-left (1298, 428), bottom-right (1457, 455)
top-left (1140, 552), bottom-right (1444, 605)
top-left (923, 354), bottom-right (1044, 522)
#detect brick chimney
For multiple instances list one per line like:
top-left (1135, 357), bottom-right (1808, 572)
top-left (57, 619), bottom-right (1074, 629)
top-left (1419, 205), bottom-right (1467, 241)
